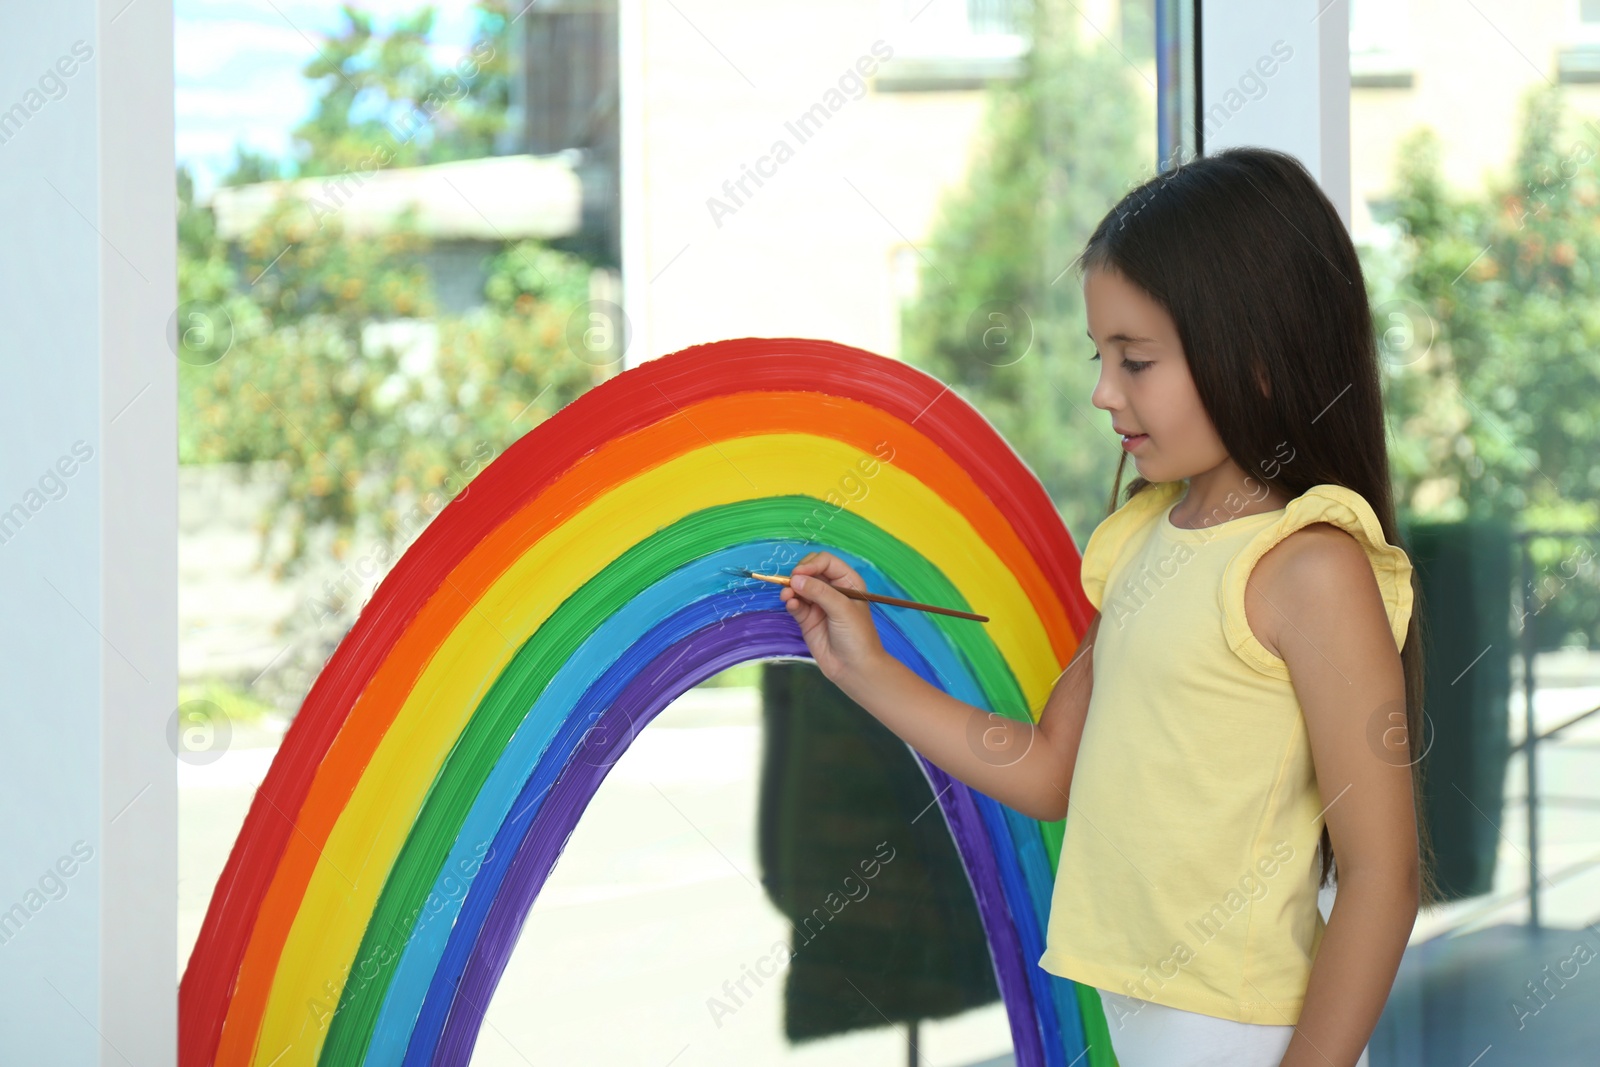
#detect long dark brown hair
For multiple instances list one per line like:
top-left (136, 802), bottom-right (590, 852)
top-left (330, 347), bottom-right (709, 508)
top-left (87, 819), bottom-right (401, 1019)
top-left (1069, 146), bottom-right (1440, 908)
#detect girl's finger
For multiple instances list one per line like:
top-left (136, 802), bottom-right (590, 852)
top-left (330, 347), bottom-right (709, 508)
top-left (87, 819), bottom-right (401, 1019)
top-left (790, 572), bottom-right (853, 616)
top-left (796, 552), bottom-right (856, 586)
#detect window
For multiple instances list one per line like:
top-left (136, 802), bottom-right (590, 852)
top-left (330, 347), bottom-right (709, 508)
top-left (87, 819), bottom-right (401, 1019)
top-left (874, 0), bottom-right (1032, 91)
top-left (1350, 0), bottom-right (1415, 89)
top-left (1560, 0), bottom-right (1600, 81)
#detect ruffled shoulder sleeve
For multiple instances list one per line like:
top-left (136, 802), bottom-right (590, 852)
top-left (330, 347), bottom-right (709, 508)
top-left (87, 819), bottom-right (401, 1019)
top-left (1221, 484), bottom-right (1415, 679)
top-left (1079, 481), bottom-right (1184, 612)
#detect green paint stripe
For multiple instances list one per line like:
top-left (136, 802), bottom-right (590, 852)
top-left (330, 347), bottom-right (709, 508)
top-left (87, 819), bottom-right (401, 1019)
top-left (321, 496), bottom-right (1032, 1065)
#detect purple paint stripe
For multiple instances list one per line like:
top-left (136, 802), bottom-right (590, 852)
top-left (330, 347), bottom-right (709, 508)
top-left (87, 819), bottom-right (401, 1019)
top-left (432, 613), bottom-right (1045, 1067)
top-left (430, 616), bottom-right (805, 1065)
top-left (913, 760), bottom-right (1046, 1064)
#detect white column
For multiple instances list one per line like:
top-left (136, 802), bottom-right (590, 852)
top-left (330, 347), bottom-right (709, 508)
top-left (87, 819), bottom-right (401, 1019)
top-left (0, 1), bottom-right (177, 1063)
top-left (1200, 0), bottom-right (1352, 227)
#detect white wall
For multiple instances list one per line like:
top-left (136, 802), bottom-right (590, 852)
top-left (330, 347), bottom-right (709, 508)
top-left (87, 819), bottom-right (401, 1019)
top-left (0, 1), bottom-right (176, 1062)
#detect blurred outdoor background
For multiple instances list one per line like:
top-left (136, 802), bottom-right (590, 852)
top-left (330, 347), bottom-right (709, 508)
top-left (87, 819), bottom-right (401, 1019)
top-left (173, 0), bottom-right (1600, 1063)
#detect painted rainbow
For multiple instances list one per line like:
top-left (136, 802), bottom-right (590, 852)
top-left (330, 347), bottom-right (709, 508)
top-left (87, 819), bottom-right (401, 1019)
top-left (180, 337), bottom-right (1108, 1067)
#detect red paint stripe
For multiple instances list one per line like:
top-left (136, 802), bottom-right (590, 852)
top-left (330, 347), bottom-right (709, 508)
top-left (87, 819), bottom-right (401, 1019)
top-left (218, 390), bottom-right (1076, 1064)
top-left (179, 337), bottom-right (1092, 1066)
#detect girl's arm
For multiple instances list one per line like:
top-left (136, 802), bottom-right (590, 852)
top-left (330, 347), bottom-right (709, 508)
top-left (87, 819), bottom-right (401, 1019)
top-left (1253, 526), bottom-right (1421, 1067)
top-left (781, 551), bottom-right (1097, 823)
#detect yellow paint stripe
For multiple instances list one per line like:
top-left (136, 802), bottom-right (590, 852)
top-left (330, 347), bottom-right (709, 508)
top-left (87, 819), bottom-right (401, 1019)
top-left (251, 434), bottom-right (1054, 1065)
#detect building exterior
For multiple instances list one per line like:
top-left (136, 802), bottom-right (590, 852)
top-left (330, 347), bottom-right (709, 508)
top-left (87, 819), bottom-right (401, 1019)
top-left (1349, 0), bottom-right (1600, 228)
top-left (204, 2), bottom-right (1600, 361)
top-left (621, 0), bottom-right (1144, 365)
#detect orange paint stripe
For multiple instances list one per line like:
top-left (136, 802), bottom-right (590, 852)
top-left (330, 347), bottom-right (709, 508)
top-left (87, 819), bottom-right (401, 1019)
top-left (217, 390), bottom-right (1076, 1064)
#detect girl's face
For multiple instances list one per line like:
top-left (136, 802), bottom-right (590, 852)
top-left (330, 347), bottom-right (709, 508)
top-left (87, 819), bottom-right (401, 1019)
top-left (1084, 265), bottom-right (1231, 484)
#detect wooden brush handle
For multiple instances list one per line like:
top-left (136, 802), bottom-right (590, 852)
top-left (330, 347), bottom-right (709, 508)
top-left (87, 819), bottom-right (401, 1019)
top-left (839, 586), bottom-right (990, 622)
top-left (751, 572), bottom-right (988, 622)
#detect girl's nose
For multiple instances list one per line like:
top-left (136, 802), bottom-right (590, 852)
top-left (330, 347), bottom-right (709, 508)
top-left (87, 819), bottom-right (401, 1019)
top-left (1090, 374), bottom-right (1120, 413)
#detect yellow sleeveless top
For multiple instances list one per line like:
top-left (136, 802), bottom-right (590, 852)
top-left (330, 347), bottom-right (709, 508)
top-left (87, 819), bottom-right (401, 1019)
top-left (1037, 480), bottom-right (1414, 1024)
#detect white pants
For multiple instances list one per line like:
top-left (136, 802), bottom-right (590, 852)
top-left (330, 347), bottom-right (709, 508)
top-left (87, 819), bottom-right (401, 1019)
top-left (1097, 989), bottom-right (1372, 1067)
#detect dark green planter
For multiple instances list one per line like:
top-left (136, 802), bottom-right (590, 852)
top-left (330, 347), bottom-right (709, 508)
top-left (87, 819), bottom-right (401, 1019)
top-left (757, 660), bottom-right (999, 1043)
top-left (1401, 518), bottom-right (1514, 902)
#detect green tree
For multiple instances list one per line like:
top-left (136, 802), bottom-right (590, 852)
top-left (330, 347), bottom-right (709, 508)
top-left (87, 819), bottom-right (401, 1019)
top-left (1380, 86), bottom-right (1600, 524)
top-left (220, 144), bottom-right (282, 186)
top-left (898, 0), bottom-right (1152, 543)
top-left (287, 2), bottom-right (517, 178)
top-left (179, 186), bottom-right (599, 577)
top-left (1370, 84), bottom-right (1600, 646)
top-left (178, 2), bottom-right (601, 580)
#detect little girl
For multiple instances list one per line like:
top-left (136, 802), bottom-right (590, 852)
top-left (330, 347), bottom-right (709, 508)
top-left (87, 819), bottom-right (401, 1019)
top-left (779, 147), bottom-right (1440, 1067)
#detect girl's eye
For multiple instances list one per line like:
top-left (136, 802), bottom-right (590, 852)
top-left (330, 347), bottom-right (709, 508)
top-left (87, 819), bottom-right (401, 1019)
top-left (1089, 351), bottom-right (1153, 374)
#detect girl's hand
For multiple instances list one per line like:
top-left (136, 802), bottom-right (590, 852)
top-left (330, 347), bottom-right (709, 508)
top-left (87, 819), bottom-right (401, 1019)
top-left (779, 551), bottom-right (887, 682)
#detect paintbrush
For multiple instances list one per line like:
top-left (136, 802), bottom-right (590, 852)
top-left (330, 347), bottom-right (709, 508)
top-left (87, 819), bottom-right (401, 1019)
top-left (722, 567), bottom-right (989, 623)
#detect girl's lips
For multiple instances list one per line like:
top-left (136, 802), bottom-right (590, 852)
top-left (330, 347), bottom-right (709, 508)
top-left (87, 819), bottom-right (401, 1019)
top-left (1120, 433), bottom-right (1148, 451)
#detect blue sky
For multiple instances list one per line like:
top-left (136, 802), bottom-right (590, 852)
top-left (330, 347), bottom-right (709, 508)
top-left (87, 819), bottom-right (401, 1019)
top-left (176, 0), bottom-right (486, 198)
